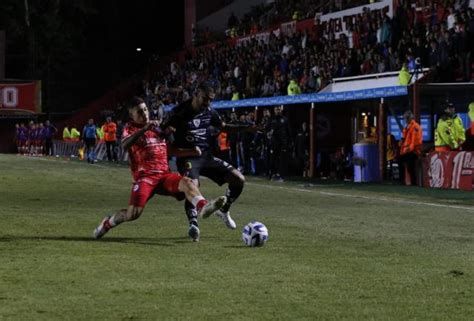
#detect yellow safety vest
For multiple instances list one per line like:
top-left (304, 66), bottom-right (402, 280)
top-left (63, 127), bottom-right (71, 140)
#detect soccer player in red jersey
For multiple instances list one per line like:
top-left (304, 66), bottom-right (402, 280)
top-left (93, 97), bottom-right (226, 241)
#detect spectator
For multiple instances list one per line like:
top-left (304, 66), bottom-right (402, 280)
top-left (287, 77), bottom-right (302, 95)
top-left (43, 120), bottom-right (57, 156)
top-left (462, 102), bottom-right (474, 150)
top-left (398, 110), bottom-right (422, 186)
top-left (96, 125), bottom-right (105, 143)
top-left (295, 122), bottom-right (309, 177)
top-left (329, 146), bottom-right (352, 180)
top-left (70, 125), bottom-right (81, 142)
top-left (82, 118), bottom-right (98, 164)
top-left (267, 106), bottom-right (292, 181)
top-left (63, 126), bottom-right (71, 141)
top-left (103, 116), bottom-right (118, 162)
top-left (217, 130), bottom-right (231, 164)
top-left (398, 63), bottom-right (411, 85)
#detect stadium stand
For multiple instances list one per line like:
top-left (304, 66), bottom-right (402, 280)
top-left (143, 0), bottom-right (473, 107)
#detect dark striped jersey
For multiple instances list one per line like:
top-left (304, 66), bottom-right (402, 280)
top-left (165, 99), bottom-right (222, 154)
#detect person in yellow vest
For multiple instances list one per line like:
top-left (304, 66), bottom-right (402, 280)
top-left (398, 63), bottom-right (411, 85)
top-left (468, 102), bottom-right (474, 135)
top-left (63, 126), bottom-right (71, 141)
top-left (231, 85), bottom-right (240, 101)
top-left (434, 102), bottom-right (465, 151)
top-left (96, 125), bottom-right (105, 143)
top-left (230, 27), bottom-right (237, 38)
top-left (70, 125), bottom-right (81, 142)
top-left (103, 116), bottom-right (118, 162)
top-left (292, 10), bottom-right (301, 21)
top-left (287, 77), bottom-right (302, 95)
top-left (462, 102), bottom-right (474, 150)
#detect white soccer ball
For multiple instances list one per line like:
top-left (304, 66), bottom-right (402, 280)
top-left (242, 221), bottom-right (269, 247)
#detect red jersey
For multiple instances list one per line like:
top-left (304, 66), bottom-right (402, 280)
top-left (122, 124), bottom-right (170, 180)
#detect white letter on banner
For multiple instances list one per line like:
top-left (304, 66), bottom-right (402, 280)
top-left (3, 87), bottom-right (19, 108)
top-left (451, 152), bottom-right (465, 189)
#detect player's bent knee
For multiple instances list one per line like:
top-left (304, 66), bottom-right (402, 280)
top-left (229, 170), bottom-right (245, 186)
top-left (179, 177), bottom-right (196, 192)
top-left (128, 206), bottom-right (143, 221)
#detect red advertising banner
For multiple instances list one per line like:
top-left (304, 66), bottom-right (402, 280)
top-left (0, 81), bottom-right (41, 114)
top-left (423, 151), bottom-right (474, 191)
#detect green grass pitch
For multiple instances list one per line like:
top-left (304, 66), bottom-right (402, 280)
top-left (0, 154), bottom-right (473, 320)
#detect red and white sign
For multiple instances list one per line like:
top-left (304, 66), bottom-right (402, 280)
top-left (423, 151), bottom-right (474, 191)
top-left (0, 81), bottom-right (42, 114)
top-left (318, 0), bottom-right (393, 40)
top-left (280, 21), bottom-right (296, 36)
top-left (236, 31), bottom-right (270, 46)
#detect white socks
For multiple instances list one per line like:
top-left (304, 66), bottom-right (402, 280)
top-left (191, 195), bottom-right (206, 208)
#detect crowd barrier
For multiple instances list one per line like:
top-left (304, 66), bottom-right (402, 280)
top-left (53, 140), bottom-right (129, 162)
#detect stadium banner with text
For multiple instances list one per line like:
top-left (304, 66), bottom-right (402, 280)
top-left (236, 31), bottom-right (271, 46)
top-left (318, 0), bottom-right (393, 40)
top-left (0, 81), bottom-right (42, 114)
top-left (280, 21), bottom-right (296, 36)
top-left (423, 151), bottom-right (474, 191)
top-left (163, 86), bottom-right (408, 111)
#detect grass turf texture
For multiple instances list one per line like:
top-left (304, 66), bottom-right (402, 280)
top-left (0, 154), bottom-right (473, 321)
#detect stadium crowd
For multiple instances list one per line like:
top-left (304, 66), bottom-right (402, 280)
top-left (196, 0), bottom-right (377, 45)
top-left (143, 0), bottom-right (474, 108)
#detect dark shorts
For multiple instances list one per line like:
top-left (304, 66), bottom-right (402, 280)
top-left (84, 138), bottom-right (96, 149)
top-left (176, 154), bottom-right (235, 186)
top-left (129, 172), bottom-right (185, 208)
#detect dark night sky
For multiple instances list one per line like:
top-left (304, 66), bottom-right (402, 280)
top-left (2, 1), bottom-right (185, 111)
top-left (83, 1), bottom-right (185, 91)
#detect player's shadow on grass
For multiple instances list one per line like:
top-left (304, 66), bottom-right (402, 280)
top-left (223, 245), bottom-right (252, 249)
top-left (0, 235), bottom-right (195, 246)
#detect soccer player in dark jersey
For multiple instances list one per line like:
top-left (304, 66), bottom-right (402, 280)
top-left (163, 83), bottom-right (253, 241)
top-left (93, 97), bottom-right (226, 240)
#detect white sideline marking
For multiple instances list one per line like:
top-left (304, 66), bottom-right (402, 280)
top-left (28, 156), bottom-right (110, 168)
top-left (246, 182), bottom-right (311, 193)
top-left (246, 182), bottom-right (474, 212)
top-left (318, 191), bottom-right (474, 211)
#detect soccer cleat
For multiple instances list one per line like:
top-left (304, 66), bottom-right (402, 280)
top-left (215, 210), bottom-right (237, 229)
top-left (197, 196), bottom-right (227, 219)
top-left (188, 224), bottom-right (200, 242)
top-left (93, 216), bottom-right (113, 239)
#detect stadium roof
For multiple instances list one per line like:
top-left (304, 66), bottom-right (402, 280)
top-left (209, 86), bottom-right (408, 109)
top-left (0, 108), bottom-right (41, 118)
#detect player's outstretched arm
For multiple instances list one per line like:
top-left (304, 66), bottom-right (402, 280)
top-left (121, 121), bottom-right (159, 150)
